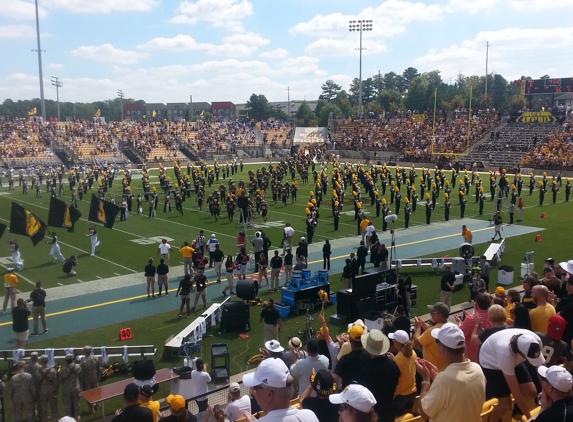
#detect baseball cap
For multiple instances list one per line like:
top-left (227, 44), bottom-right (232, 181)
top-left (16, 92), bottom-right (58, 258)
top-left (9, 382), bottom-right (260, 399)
top-left (538, 366), bottom-right (573, 393)
top-left (140, 385), bottom-right (154, 398)
top-left (559, 260), bottom-right (573, 275)
top-left (59, 418), bottom-right (77, 422)
top-left (330, 384), bottom-right (377, 413)
top-left (547, 315), bottom-right (566, 341)
top-left (39, 354), bottom-right (49, 363)
top-left (123, 383), bottom-right (140, 400)
top-left (229, 382), bottom-right (241, 393)
top-left (6, 267), bottom-right (13, 272)
top-left (311, 369), bottom-right (336, 397)
top-left (495, 286), bottom-right (506, 297)
top-left (265, 340), bottom-right (284, 353)
top-left (546, 258), bottom-right (555, 264)
top-left (361, 329), bottom-right (390, 356)
top-left (166, 394), bottom-right (186, 411)
top-left (242, 358), bottom-right (290, 388)
top-left (431, 322), bottom-right (465, 349)
top-left (288, 337), bottom-right (302, 350)
top-left (211, 234), bottom-right (216, 238)
top-left (543, 267), bottom-right (554, 274)
top-left (300, 236), bottom-right (305, 241)
top-left (427, 302), bottom-right (450, 319)
top-left (388, 330), bottom-right (410, 344)
top-left (348, 325), bottom-right (365, 341)
top-left (65, 354), bottom-right (74, 361)
top-left (517, 334), bottom-right (545, 367)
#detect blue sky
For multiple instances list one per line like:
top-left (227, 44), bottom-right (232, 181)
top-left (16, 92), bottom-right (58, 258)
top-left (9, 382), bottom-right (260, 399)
top-left (1, 0), bottom-right (573, 104)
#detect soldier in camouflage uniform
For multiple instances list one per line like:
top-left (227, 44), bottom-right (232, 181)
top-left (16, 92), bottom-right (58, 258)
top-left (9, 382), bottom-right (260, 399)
top-left (37, 355), bottom-right (58, 422)
top-left (25, 352), bottom-right (41, 412)
top-left (0, 373), bottom-right (7, 422)
top-left (79, 345), bottom-right (100, 413)
top-left (59, 354), bottom-right (81, 420)
top-left (9, 361), bottom-right (35, 422)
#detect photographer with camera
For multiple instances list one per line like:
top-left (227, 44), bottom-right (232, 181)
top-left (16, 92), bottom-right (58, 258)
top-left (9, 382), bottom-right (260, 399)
top-left (12, 298), bottom-right (31, 348)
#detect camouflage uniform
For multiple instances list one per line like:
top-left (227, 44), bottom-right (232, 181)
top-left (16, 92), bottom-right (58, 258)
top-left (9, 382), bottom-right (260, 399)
top-left (9, 371), bottom-right (35, 422)
top-left (37, 362), bottom-right (59, 422)
top-left (0, 377), bottom-right (5, 422)
top-left (24, 358), bottom-right (41, 410)
top-left (59, 360), bottom-right (81, 418)
top-left (80, 351), bottom-right (100, 412)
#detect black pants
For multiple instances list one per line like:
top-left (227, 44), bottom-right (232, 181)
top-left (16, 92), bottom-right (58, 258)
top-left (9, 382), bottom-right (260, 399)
top-left (196, 399), bottom-right (208, 412)
top-left (323, 256), bottom-right (330, 270)
top-left (482, 276), bottom-right (490, 292)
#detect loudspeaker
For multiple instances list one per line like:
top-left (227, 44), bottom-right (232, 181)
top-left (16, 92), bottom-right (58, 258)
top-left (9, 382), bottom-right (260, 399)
top-left (236, 280), bottom-right (259, 301)
top-left (220, 300), bottom-right (250, 332)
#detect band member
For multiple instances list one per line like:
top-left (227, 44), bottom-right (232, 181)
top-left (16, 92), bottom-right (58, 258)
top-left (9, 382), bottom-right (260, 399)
top-left (444, 193), bottom-right (451, 221)
top-left (86, 225), bottom-right (101, 256)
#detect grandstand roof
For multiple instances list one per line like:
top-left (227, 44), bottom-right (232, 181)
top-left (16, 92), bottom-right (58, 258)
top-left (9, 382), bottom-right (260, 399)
top-left (555, 93), bottom-right (573, 100)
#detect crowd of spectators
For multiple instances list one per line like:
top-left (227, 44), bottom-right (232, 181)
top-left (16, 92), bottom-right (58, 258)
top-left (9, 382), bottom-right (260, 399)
top-left (521, 120), bottom-right (573, 168)
top-left (259, 119), bottom-right (294, 146)
top-left (0, 118), bottom-right (55, 161)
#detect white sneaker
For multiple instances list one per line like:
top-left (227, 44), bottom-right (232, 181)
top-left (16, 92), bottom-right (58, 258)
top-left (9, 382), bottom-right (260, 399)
top-left (90, 253), bottom-right (95, 256)
top-left (95, 241), bottom-right (101, 247)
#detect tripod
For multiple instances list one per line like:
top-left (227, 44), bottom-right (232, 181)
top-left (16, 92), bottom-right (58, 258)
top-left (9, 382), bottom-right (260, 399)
top-left (298, 305), bottom-right (314, 344)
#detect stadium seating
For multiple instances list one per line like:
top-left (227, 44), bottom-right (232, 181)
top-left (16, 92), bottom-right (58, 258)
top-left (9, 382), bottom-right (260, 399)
top-left (520, 119), bottom-right (573, 169)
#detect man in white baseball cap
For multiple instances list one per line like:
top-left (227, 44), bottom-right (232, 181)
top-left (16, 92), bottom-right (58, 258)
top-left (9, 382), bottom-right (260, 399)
top-left (242, 358), bottom-right (318, 422)
top-left (536, 365), bottom-right (573, 421)
top-left (416, 323), bottom-right (485, 422)
top-left (329, 384), bottom-right (377, 414)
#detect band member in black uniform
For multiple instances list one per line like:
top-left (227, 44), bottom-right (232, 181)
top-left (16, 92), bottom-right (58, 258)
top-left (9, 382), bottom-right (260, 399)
top-left (444, 193), bottom-right (451, 221)
top-left (425, 194), bottom-right (433, 224)
top-left (404, 198), bottom-right (411, 229)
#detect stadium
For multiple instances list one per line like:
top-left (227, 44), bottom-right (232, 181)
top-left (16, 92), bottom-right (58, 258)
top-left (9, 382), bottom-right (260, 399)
top-left (2, 2), bottom-right (573, 422)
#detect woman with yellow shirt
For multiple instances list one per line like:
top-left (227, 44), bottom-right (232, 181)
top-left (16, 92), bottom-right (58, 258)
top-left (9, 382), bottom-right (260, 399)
top-left (139, 385), bottom-right (160, 422)
top-left (389, 330), bottom-right (417, 417)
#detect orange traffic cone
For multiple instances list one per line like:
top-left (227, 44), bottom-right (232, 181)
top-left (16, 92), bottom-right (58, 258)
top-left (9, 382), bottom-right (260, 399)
top-left (541, 212), bottom-right (547, 218)
top-left (535, 234), bottom-right (542, 242)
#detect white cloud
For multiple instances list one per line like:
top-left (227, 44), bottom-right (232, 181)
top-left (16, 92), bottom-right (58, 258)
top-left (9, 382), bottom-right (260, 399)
top-left (43, 0), bottom-right (158, 13)
top-left (170, 0), bottom-right (253, 29)
top-left (137, 35), bottom-right (204, 51)
top-left (221, 32), bottom-right (269, 47)
top-left (47, 63), bottom-right (65, 70)
top-left (260, 48), bottom-right (289, 59)
top-left (1, 0), bottom-right (47, 19)
top-left (0, 24), bottom-right (37, 39)
top-left (508, 0), bottom-right (573, 9)
top-left (413, 27), bottom-right (573, 80)
top-left (446, 0), bottom-right (500, 14)
top-left (70, 44), bottom-right (148, 64)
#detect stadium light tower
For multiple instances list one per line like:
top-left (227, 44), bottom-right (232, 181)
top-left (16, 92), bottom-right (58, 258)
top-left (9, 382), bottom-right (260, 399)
top-left (51, 76), bottom-right (62, 121)
top-left (34, 0), bottom-right (46, 121)
top-left (118, 89), bottom-right (125, 121)
top-left (349, 19), bottom-right (373, 120)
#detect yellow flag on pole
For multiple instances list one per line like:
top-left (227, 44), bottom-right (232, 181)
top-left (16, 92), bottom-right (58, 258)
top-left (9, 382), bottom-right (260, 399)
top-left (152, 110), bottom-right (156, 118)
top-left (28, 107), bottom-right (37, 116)
top-left (95, 109), bottom-right (101, 117)
top-left (200, 111), bottom-right (204, 119)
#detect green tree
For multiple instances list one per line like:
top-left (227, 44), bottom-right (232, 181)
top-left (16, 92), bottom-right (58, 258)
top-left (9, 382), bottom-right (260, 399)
top-left (491, 74), bottom-right (508, 111)
top-left (319, 80), bottom-right (342, 102)
top-left (246, 94), bottom-right (273, 120)
top-left (378, 90), bottom-right (402, 111)
top-left (451, 95), bottom-right (465, 110)
top-left (404, 75), bottom-right (429, 111)
top-left (510, 95), bottom-right (526, 114)
top-left (317, 103), bottom-right (341, 126)
top-left (336, 91), bottom-right (351, 117)
top-left (402, 67), bottom-right (420, 91)
top-left (295, 101), bottom-right (315, 126)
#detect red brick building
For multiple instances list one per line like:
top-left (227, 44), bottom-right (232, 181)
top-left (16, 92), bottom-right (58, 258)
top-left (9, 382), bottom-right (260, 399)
top-left (211, 102), bottom-right (235, 121)
top-left (125, 103), bottom-right (147, 121)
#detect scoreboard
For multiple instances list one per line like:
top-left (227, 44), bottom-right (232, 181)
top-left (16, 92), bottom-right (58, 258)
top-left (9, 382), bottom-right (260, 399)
top-left (517, 78), bottom-right (573, 94)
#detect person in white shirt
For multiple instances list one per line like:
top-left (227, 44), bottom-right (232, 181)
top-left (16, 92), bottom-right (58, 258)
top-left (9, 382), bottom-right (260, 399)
top-left (364, 222), bottom-right (376, 251)
top-left (283, 223), bottom-right (294, 255)
top-left (86, 225), bottom-right (100, 256)
top-left (242, 358), bottom-right (319, 422)
top-left (157, 238), bottom-right (173, 264)
top-left (289, 339), bottom-right (329, 397)
top-left (225, 382), bottom-right (251, 422)
top-left (208, 234), bottom-right (219, 268)
top-left (191, 359), bottom-right (211, 412)
top-left (46, 231), bottom-right (65, 263)
top-left (9, 239), bottom-right (24, 271)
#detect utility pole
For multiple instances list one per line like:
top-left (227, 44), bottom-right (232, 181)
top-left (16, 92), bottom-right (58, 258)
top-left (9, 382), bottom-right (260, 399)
top-left (117, 89), bottom-right (124, 121)
top-left (34, 0), bottom-right (46, 121)
top-left (51, 76), bottom-right (62, 121)
top-left (485, 41), bottom-right (489, 99)
top-left (287, 86), bottom-right (290, 118)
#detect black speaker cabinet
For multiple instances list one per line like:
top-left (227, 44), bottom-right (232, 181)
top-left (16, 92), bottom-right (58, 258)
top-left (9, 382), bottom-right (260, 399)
top-left (236, 279), bottom-right (259, 301)
top-left (132, 359), bottom-right (156, 381)
top-left (220, 300), bottom-right (251, 332)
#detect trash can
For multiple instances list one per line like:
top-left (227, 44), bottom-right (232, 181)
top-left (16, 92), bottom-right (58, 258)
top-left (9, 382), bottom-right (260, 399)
top-left (521, 263), bottom-right (534, 278)
top-left (498, 265), bottom-right (514, 286)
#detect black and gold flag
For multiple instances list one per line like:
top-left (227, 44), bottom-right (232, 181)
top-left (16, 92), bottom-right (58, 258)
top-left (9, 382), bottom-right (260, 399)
top-left (10, 202), bottom-right (46, 246)
top-left (88, 194), bottom-right (119, 229)
top-left (48, 197), bottom-right (82, 232)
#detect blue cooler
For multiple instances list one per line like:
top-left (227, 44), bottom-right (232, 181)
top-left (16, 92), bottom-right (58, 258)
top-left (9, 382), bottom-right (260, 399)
top-left (275, 302), bottom-right (290, 318)
top-left (291, 271), bottom-right (302, 291)
top-left (318, 270), bottom-right (329, 284)
top-left (329, 293), bottom-right (336, 304)
top-left (302, 269), bottom-right (311, 280)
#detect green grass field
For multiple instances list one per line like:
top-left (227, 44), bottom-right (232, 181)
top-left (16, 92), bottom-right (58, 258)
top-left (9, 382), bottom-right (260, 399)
top-left (0, 164), bottom-right (570, 421)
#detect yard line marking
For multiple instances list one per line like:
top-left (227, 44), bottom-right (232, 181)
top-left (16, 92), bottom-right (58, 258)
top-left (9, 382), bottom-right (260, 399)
top-left (96, 276), bottom-right (102, 279)
top-left (57, 283), bottom-right (63, 286)
top-left (0, 217), bottom-right (138, 273)
top-left (77, 279), bottom-right (84, 283)
top-left (114, 273), bottom-right (121, 276)
top-left (16, 289), bottom-right (21, 293)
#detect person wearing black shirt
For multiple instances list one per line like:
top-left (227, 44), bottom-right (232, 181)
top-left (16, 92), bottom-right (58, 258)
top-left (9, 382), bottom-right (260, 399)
top-left (63, 255), bottom-right (78, 278)
top-left (144, 258), bottom-right (156, 298)
top-left (535, 366), bottom-right (573, 422)
top-left (379, 244), bottom-right (389, 269)
top-left (359, 330), bottom-right (400, 422)
top-left (157, 258), bottom-right (169, 296)
top-left (212, 244), bottom-right (225, 283)
top-left (270, 251), bottom-right (283, 292)
top-left (322, 240), bottom-right (331, 271)
top-left (259, 298), bottom-right (283, 341)
top-left (12, 298), bottom-right (31, 348)
top-left (28, 281), bottom-right (48, 336)
top-left (300, 369), bottom-right (339, 422)
top-left (283, 249), bottom-right (293, 286)
top-left (404, 272), bottom-right (413, 312)
top-left (396, 278), bottom-right (408, 309)
top-left (556, 279), bottom-right (573, 313)
top-left (176, 274), bottom-right (193, 317)
top-left (350, 253), bottom-right (360, 278)
top-left (522, 275), bottom-right (537, 310)
top-left (112, 383), bottom-right (153, 422)
top-left (191, 269), bottom-right (208, 312)
top-left (356, 241), bottom-right (368, 275)
top-left (342, 259), bottom-right (353, 289)
top-left (333, 325), bottom-right (371, 389)
top-left (299, 238), bottom-right (309, 259)
top-left (393, 305), bottom-right (411, 333)
top-left (439, 265), bottom-right (456, 309)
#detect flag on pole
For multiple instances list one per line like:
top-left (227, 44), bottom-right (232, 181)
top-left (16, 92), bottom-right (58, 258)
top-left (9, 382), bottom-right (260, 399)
top-left (28, 107), bottom-right (37, 116)
top-left (200, 111), bottom-right (204, 119)
top-left (88, 194), bottom-right (119, 229)
top-left (95, 109), bottom-right (101, 117)
top-left (152, 110), bottom-right (157, 118)
top-left (48, 197), bottom-right (82, 232)
top-left (10, 203), bottom-right (46, 246)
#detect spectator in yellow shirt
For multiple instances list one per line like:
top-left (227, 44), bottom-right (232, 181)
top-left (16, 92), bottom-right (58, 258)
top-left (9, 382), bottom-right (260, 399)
top-left (179, 241), bottom-right (195, 276)
top-left (139, 385), bottom-right (159, 422)
top-left (462, 225), bottom-right (472, 244)
top-left (360, 218), bottom-right (370, 243)
top-left (414, 302), bottom-right (449, 372)
top-left (529, 285), bottom-right (556, 333)
top-left (2, 267), bottom-right (18, 312)
top-left (389, 330), bottom-right (417, 417)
